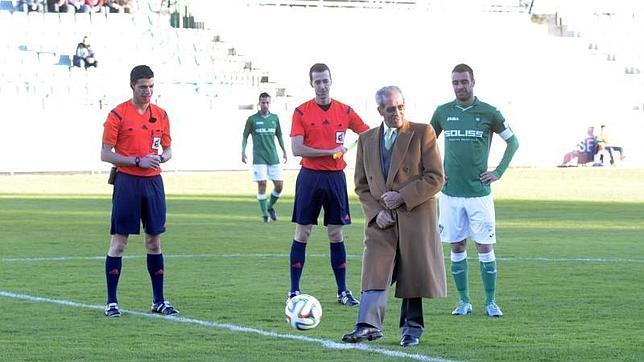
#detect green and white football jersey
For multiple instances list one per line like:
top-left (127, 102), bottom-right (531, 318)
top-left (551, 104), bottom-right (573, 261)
top-left (243, 112), bottom-right (283, 165)
top-left (430, 98), bottom-right (514, 197)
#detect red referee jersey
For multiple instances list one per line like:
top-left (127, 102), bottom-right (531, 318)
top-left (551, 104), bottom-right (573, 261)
top-left (290, 99), bottom-right (368, 171)
top-left (102, 100), bottom-right (171, 177)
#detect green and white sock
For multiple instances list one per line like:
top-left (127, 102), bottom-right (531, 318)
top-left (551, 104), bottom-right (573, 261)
top-left (479, 251), bottom-right (497, 305)
top-left (451, 251), bottom-right (470, 303)
top-left (257, 194), bottom-right (268, 217)
top-left (268, 190), bottom-right (281, 209)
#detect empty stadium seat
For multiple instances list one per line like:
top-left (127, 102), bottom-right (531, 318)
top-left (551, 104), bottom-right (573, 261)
top-left (0, 0), bottom-right (14, 11)
top-left (57, 54), bottom-right (72, 67)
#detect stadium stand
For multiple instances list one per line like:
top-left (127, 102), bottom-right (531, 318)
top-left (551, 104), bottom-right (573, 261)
top-left (0, 0), bottom-right (642, 173)
top-left (531, 1), bottom-right (644, 109)
top-left (0, 0), bottom-right (284, 173)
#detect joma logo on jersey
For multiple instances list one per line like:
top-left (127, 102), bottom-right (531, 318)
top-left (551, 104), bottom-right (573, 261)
top-left (444, 130), bottom-right (484, 138)
top-left (446, 116), bottom-right (459, 121)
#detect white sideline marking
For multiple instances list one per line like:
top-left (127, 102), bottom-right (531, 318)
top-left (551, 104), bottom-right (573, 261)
top-left (0, 291), bottom-right (455, 362)
top-left (2, 254), bottom-right (644, 263)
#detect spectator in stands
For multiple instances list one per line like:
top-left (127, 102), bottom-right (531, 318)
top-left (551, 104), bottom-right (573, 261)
top-left (596, 124), bottom-right (626, 165)
top-left (67, 0), bottom-right (90, 12)
top-left (85, 0), bottom-right (106, 12)
top-left (559, 126), bottom-right (598, 167)
top-left (47, 0), bottom-right (71, 12)
top-left (105, 0), bottom-right (132, 13)
top-left (73, 36), bottom-right (97, 69)
top-left (16, 0), bottom-right (44, 12)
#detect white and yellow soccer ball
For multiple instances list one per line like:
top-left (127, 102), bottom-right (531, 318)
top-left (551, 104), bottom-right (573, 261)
top-left (285, 294), bottom-right (323, 330)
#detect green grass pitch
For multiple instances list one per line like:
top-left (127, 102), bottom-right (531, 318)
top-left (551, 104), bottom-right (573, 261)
top-left (0, 168), bottom-right (643, 361)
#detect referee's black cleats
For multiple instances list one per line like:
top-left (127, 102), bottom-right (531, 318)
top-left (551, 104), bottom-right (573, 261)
top-left (105, 301), bottom-right (179, 317)
top-left (338, 290), bottom-right (360, 306)
top-left (286, 290), bottom-right (300, 303)
top-left (151, 301), bottom-right (179, 315)
top-left (104, 303), bottom-right (121, 317)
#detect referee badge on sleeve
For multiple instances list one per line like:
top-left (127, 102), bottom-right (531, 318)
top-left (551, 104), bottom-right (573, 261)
top-left (335, 131), bottom-right (345, 144)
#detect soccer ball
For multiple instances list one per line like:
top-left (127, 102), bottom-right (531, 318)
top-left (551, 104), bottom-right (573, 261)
top-left (285, 294), bottom-right (323, 330)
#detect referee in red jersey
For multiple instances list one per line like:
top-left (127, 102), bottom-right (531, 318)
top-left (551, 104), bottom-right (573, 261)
top-left (100, 65), bottom-right (178, 317)
top-left (288, 63), bottom-right (369, 306)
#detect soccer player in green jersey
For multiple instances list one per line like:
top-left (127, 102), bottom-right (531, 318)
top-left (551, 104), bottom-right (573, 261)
top-left (430, 64), bottom-right (519, 317)
top-left (242, 92), bottom-right (288, 223)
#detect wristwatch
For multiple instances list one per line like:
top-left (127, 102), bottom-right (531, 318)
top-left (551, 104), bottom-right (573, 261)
top-left (134, 156), bottom-right (141, 167)
top-left (159, 155), bottom-right (165, 163)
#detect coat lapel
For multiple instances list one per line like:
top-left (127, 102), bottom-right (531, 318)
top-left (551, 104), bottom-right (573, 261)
top-left (366, 126), bottom-right (387, 194)
top-left (386, 121), bottom-right (413, 187)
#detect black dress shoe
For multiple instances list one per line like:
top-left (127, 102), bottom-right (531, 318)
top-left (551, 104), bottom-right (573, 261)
top-left (341, 325), bottom-right (383, 343)
top-left (400, 335), bottom-right (419, 347)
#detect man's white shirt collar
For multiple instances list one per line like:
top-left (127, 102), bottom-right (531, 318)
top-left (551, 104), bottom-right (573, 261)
top-left (383, 122), bottom-right (397, 136)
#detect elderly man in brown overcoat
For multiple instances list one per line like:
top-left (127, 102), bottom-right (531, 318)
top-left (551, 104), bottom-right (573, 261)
top-left (341, 85), bottom-right (446, 347)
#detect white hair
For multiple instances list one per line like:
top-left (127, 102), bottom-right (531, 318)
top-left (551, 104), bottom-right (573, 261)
top-left (375, 85), bottom-right (403, 106)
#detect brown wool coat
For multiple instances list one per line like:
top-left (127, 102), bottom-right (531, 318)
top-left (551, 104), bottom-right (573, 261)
top-left (354, 120), bottom-right (447, 298)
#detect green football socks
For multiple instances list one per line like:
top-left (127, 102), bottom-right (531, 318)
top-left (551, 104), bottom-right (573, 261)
top-left (453, 250), bottom-right (499, 305)
top-left (257, 194), bottom-right (268, 217)
top-left (480, 260), bottom-right (497, 305)
top-left (267, 190), bottom-right (280, 209)
top-left (451, 258), bottom-right (470, 303)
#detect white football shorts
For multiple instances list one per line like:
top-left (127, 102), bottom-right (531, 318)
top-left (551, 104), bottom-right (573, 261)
top-left (252, 164), bottom-right (283, 182)
top-left (438, 193), bottom-right (496, 244)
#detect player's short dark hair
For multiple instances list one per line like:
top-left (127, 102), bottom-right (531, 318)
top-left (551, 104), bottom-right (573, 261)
top-left (452, 63), bottom-right (474, 80)
top-left (309, 63), bottom-right (331, 82)
top-left (259, 92), bottom-right (271, 100)
top-left (130, 65), bottom-right (154, 86)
